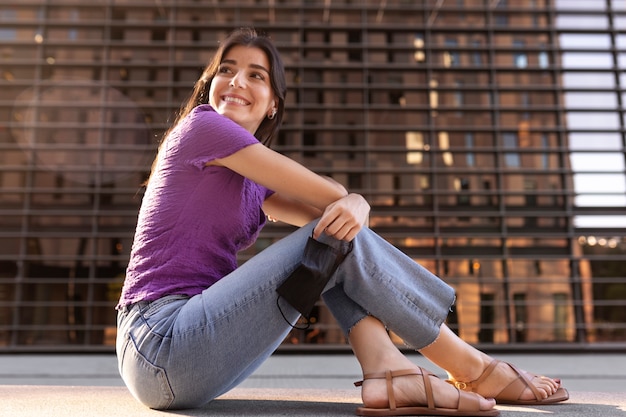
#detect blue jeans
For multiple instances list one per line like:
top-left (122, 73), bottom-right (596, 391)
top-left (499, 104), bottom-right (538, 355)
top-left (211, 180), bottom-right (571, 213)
top-left (116, 221), bottom-right (455, 409)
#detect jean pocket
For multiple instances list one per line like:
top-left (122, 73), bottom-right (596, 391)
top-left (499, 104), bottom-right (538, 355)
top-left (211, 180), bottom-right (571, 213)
top-left (142, 295), bottom-right (188, 319)
top-left (119, 335), bottom-right (175, 410)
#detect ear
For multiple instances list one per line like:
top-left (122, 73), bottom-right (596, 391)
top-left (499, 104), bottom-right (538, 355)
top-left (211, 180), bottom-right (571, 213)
top-left (267, 99), bottom-right (278, 118)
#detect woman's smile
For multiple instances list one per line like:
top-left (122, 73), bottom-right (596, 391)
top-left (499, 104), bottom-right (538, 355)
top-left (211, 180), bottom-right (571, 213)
top-left (209, 45), bottom-right (276, 134)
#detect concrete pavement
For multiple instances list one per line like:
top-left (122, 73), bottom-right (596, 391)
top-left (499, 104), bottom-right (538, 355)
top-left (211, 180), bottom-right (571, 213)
top-left (1, 353), bottom-right (625, 416)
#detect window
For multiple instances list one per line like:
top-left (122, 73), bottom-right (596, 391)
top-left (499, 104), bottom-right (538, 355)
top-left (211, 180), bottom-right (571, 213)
top-left (414, 33), bottom-right (425, 62)
top-left (348, 173), bottom-right (362, 190)
top-left (439, 131), bottom-right (453, 166)
top-left (538, 45), bottom-right (550, 68)
top-left (303, 123), bottom-right (317, 158)
top-left (456, 177), bottom-right (470, 205)
top-left (0, 9), bottom-right (17, 40)
top-left (472, 40), bottom-right (482, 66)
top-left (494, 0), bottom-right (508, 26)
top-left (513, 293), bottom-right (527, 342)
top-left (513, 40), bottom-right (528, 68)
top-left (465, 133), bottom-right (475, 166)
top-left (429, 79), bottom-right (439, 116)
top-left (152, 12), bottom-right (168, 41)
top-left (68, 9), bottom-right (79, 41)
top-left (348, 30), bottom-right (362, 62)
top-left (453, 80), bottom-right (464, 117)
top-left (453, 80), bottom-right (464, 109)
top-left (479, 293), bottom-right (495, 343)
top-left (406, 131), bottom-right (424, 165)
top-left (444, 39), bottom-right (460, 67)
top-left (541, 135), bottom-right (549, 168)
top-left (553, 293), bottom-right (569, 341)
top-left (521, 92), bottom-right (530, 120)
top-left (503, 133), bottom-right (520, 167)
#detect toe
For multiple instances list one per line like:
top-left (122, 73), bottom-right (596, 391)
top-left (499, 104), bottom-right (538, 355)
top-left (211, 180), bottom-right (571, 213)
top-left (482, 397), bottom-right (497, 411)
top-left (535, 375), bottom-right (565, 399)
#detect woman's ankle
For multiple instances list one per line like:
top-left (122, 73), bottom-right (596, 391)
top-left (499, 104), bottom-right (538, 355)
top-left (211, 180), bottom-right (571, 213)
top-left (446, 353), bottom-right (492, 383)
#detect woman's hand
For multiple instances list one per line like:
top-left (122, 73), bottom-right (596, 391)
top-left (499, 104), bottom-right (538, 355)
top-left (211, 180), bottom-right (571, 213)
top-left (313, 193), bottom-right (370, 241)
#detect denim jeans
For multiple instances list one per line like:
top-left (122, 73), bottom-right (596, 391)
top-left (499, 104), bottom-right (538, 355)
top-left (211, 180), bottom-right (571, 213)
top-left (116, 221), bottom-right (456, 409)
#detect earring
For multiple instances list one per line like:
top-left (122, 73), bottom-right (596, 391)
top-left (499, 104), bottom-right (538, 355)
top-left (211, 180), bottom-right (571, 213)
top-left (268, 109), bottom-right (277, 120)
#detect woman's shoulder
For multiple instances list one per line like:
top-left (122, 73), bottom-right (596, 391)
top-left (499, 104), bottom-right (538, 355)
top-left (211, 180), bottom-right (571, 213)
top-left (191, 103), bottom-right (216, 116)
top-left (190, 104), bottom-right (226, 123)
top-left (172, 105), bottom-right (258, 159)
top-left (186, 105), bottom-right (247, 135)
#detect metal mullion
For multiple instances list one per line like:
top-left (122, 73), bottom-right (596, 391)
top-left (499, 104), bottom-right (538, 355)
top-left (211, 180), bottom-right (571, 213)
top-left (607, 0), bottom-right (626, 186)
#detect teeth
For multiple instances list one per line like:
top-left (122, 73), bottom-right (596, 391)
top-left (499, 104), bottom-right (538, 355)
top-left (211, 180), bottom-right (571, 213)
top-left (223, 96), bottom-right (247, 105)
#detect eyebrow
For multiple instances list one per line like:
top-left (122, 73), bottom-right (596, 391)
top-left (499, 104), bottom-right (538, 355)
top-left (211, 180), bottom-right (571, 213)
top-left (221, 59), bottom-right (270, 74)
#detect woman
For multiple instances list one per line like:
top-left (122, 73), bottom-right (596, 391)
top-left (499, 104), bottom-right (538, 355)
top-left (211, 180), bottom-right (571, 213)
top-left (116, 27), bottom-right (568, 416)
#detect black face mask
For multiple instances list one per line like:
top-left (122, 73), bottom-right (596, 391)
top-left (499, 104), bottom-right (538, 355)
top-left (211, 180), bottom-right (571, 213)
top-left (276, 236), bottom-right (353, 329)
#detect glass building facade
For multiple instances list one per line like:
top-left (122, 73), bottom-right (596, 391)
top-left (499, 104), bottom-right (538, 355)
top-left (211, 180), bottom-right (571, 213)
top-left (0, 0), bottom-right (625, 351)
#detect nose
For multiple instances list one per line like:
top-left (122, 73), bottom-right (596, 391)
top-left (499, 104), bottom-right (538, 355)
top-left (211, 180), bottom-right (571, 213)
top-left (229, 73), bottom-right (244, 89)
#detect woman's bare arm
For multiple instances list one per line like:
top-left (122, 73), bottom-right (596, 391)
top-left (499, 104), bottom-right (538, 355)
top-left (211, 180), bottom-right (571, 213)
top-left (208, 143), bottom-right (369, 240)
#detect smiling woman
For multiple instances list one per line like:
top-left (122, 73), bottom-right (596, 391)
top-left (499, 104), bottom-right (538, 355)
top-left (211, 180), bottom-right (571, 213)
top-left (114, 27), bottom-right (566, 414)
top-left (208, 45), bottom-right (277, 135)
top-left (174, 28), bottom-right (286, 148)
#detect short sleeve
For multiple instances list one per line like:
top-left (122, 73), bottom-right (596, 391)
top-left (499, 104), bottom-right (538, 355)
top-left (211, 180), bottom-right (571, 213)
top-left (170, 105), bottom-right (260, 170)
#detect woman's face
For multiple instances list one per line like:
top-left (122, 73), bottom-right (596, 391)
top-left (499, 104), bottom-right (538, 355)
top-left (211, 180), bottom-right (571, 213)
top-left (209, 45), bottom-right (277, 135)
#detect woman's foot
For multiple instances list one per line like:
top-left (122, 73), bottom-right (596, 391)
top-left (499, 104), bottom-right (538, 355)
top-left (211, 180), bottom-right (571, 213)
top-left (359, 367), bottom-right (497, 412)
top-left (447, 358), bottom-right (568, 405)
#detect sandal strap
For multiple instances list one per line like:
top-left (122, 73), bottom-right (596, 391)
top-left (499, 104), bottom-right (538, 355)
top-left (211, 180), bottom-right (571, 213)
top-left (421, 367), bottom-right (435, 409)
top-left (459, 390), bottom-right (487, 412)
top-left (449, 359), bottom-right (544, 402)
top-left (448, 359), bottom-right (501, 392)
top-left (502, 362), bottom-right (544, 401)
top-left (354, 368), bottom-right (424, 386)
top-left (353, 368), bottom-right (428, 410)
top-left (354, 367), bottom-right (486, 413)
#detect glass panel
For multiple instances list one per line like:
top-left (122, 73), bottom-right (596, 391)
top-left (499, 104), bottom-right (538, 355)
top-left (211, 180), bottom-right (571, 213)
top-left (555, 0), bottom-right (606, 10)
top-left (555, 15), bottom-right (608, 29)
top-left (560, 34), bottom-right (611, 49)
top-left (616, 14), bottom-right (626, 29)
top-left (565, 92), bottom-right (617, 109)
top-left (562, 52), bottom-right (613, 68)
top-left (563, 72), bottom-right (615, 88)
top-left (566, 112), bottom-right (620, 129)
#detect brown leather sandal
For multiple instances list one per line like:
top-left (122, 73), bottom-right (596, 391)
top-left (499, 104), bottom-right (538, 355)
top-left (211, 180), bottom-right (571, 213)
top-left (447, 360), bottom-right (569, 405)
top-left (353, 368), bottom-right (500, 416)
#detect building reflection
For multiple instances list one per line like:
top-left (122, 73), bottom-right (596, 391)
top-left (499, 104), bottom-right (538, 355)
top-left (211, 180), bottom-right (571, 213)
top-left (0, 0), bottom-right (624, 350)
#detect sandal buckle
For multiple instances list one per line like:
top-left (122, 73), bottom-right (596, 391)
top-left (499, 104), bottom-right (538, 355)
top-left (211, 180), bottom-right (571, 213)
top-left (455, 381), bottom-right (468, 390)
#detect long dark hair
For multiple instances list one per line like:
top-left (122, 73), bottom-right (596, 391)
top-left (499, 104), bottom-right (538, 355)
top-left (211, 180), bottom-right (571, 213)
top-left (145, 28), bottom-right (286, 184)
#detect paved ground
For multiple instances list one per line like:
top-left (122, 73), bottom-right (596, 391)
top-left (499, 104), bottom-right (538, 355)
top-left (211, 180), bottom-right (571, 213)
top-left (1, 353), bottom-right (625, 416)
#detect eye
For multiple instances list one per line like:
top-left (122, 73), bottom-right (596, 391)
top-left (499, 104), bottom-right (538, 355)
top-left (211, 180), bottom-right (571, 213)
top-left (218, 65), bottom-right (232, 74)
top-left (250, 72), bottom-right (265, 81)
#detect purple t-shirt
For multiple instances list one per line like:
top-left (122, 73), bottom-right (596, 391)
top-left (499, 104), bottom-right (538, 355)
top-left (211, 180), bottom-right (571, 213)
top-left (117, 105), bottom-right (274, 308)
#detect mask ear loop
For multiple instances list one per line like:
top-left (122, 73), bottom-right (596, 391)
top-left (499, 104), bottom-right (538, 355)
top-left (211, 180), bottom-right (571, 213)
top-left (277, 297), bottom-right (311, 330)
